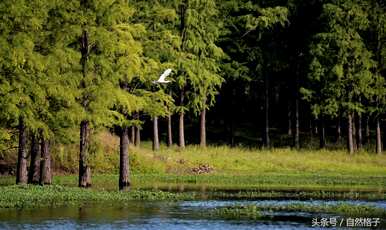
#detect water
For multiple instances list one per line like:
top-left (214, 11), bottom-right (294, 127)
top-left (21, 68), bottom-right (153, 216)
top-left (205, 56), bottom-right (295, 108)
top-left (0, 200), bottom-right (385, 229)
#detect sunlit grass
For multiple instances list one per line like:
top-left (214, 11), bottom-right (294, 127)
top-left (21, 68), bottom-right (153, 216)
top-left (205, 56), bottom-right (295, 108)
top-left (1, 142), bottom-right (385, 199)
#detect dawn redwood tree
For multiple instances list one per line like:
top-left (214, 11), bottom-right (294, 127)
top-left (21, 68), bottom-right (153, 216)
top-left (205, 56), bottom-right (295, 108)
top-left (49, 0), bottom-right (145, 188)
top-left (133, 0), bottom-right (179, 149)
top-left (0, 0), bottom-right (51, 184)
top-left (180, 0), bottom-right (224, 148)
top-left (303, 0), bottom-right (376, 154)
top-left (366, 0), bottom-right (386, 154)
top-left (239, 4), bottom-right (288, 148)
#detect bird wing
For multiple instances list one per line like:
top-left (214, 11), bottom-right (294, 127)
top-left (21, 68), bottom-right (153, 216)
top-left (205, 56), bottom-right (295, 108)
top-left (158, 68), bottom-right (172, 81)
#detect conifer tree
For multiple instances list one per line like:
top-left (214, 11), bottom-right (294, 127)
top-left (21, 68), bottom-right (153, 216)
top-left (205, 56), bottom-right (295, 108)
top-left (0, 0), bottom-right (52, 184)
top-left (303, 0), bottom-right (376, 154)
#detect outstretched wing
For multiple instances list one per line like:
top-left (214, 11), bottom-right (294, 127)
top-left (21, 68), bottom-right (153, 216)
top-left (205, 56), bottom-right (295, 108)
top-left (158, 68), bottom-right (172, 81)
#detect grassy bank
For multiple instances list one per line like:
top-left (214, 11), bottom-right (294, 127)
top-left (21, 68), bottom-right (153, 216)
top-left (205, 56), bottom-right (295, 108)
top-left (1, 144), bottom-right (386, 205)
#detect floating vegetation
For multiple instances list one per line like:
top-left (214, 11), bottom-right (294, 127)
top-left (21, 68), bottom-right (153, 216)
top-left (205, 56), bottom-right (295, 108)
top-left (208, 203), bottom-right (386, 220)
top-left (0, 185), bottom-right (195, 209)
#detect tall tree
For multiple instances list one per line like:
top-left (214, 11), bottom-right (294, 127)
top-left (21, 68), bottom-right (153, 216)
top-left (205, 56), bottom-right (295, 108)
top-left (303, 0), bottom-right (376, 153)
top-left (0, 0), bottom-right (51, 184)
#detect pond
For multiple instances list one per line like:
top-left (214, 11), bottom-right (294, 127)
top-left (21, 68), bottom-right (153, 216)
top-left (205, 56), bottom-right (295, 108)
top-left (0, 199), bottom-right (385, 229)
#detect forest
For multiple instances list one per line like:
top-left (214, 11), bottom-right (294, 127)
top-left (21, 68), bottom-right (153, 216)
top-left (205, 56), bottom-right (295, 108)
top-left (0, 0), bottom-right (385, 190)
top-left (1, 1), bottom-right (386, 228)
top-left (0, 0), bottom-right (386, 188)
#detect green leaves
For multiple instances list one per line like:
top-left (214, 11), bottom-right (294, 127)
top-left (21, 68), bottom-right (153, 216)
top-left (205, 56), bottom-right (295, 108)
top-left (304, 0), bottom-right (378, 118)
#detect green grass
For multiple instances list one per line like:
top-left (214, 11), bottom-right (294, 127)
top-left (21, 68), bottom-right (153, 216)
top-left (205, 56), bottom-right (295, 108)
top-left (1, 142), bottom-right (386, 203)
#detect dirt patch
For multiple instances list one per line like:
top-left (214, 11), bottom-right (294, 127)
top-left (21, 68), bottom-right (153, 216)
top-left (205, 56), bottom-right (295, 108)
top-left (191, 164), bottom-right (214, 174)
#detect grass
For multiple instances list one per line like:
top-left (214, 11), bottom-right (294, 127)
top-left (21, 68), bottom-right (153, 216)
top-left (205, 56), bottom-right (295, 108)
top-left (1, 137), bottom-right (386, 204)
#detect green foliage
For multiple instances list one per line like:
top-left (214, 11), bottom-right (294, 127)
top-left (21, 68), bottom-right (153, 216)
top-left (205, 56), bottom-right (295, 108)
top-left (0, 185), bottom-right (193, 209)
top-left (304, 0), bottom-right (377, 118)
top-left (210, 203), bottom-right (386, 220)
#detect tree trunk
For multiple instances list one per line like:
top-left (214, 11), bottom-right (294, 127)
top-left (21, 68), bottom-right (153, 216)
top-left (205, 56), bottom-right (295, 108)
top-left (357, 113), bottom-right (362, 150)
top-left (79, 120), bottom-right (91, 187)
top-left (200, 108), bottom-right (206, 147)
top-left (365, 116), bottom-right (370, 145)
top-left (178, 90), bottom-right (185, 148)
top-left (179, 112), bottom-right (185, 148)
top-left (352, 113), bottom-right (357, 151)
top-left (294, 97), bottom-right (300, 149)
top-left (319, 118), bottom-right (326, 149)
top-left (167, 114), bottom-right (173, 147)
top-left (152, 116), bottom-right (160, 151)
top-left (263, 74), bottom-right (270, 148)
top-left (16, 117), bottom-right (28, 184)
top-left (130, 126), bottom-right (135, 145)
top-left (28, 133), bottom-right (40, 184)
top-left (40, 137), bottom-right (52, 185)
top-left (119, 127), bottom-right (130, 191)
top-left (347, 113), bottom-right (354, 154)
top-left (376, 118), bottom-right (382, 154)
top-left (135, 126), bottom-right (141, 147)
top-left (336, 117), bottom-right (341, 144)
top-left (287, 102), bottom-right (292, 136)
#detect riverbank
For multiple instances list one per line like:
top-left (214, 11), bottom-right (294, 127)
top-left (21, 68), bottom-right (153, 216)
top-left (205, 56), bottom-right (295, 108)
top-left (1, 145), bottom-right (386, 207)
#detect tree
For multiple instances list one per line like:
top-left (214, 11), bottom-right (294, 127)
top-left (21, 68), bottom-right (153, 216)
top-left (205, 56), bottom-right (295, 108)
top-left (303, 0), bottom-right (376, 153)
top-left (48, 0), bottom-right (145, 187)
top-left (365, 0), bottom-right (386, 154)
top-left (0, 0), bottom-right (52, 184)
top-left (178, 0), bottom-right (224, 148)
top-left (132, 0), bottom-right (179, 150)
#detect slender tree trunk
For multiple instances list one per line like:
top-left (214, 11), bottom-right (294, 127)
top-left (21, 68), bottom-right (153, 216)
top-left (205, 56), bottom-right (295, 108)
top-left (365, 116), bottom-right (370, 145)
top-left (200, 108), bottom-right (206, 147)
top-left (79, 120), bottom-right (91, 187)
top-left (178, 90), bottom-right (185, 148)
top-left (135, 126), bottom-right (141, 147)
top-left (352, 113), bottom-right (357, 151)
top-left (28, 134), bottom-right (40, 184)
top-left (134, 113), bottom-right (140, 147)
top-left (153, 116), bottom-right (160, 151)
top-left (16, 117), bottom-right (28, 184)
top-left (336, 117), bottom-right (341, 144)
top-left (319, 118), bottom-right (326, 149)
top-left (119, 127), bottom-right (130, 191)
top-left (167, 114), bottom-right (173, 147)
top-left (357, 113), bottom-right (362, 150)
top-left (376, 118), bottom-right (382, 154)
top-left (348, 113), bottom-right (354, 154)
top-left (179, 112), bottom-right (185, 148)
top-left (263, 74), bottom-right (270, 148)
top-left (40, 137), bottom-right (52, 185)
top-left (130, 126), bottom-right (135, 146)
top-left (287, 102), bottom-right (292, 136)
top-left (294, 97), bottom-right (300, 149)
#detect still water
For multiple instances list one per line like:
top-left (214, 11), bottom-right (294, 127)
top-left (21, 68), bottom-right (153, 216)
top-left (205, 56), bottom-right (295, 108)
top-left (0, 200), bottom-right (385, 229)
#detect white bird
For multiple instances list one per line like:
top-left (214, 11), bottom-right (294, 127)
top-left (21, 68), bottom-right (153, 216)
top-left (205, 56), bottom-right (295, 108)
top-left (152, 68), bottom-right (172, 84)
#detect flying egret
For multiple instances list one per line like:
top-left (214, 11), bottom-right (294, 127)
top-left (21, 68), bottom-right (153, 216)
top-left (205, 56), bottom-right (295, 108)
top-left (152, 68), bottom-right (172, 84)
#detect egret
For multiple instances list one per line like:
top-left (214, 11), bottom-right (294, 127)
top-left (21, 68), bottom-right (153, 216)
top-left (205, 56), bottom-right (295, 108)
top-left (152, 68), bottom-right (172, 84)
